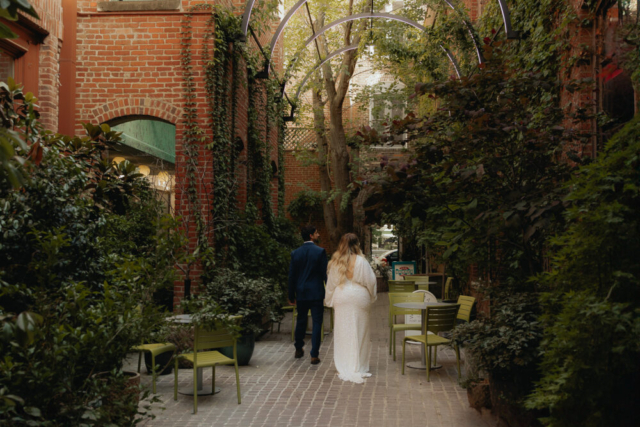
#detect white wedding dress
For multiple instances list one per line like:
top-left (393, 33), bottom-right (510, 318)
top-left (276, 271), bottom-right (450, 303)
top-left (325, 255), bottom-right (377, 384)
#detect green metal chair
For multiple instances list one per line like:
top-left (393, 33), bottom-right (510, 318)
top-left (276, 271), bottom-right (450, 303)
top-left (443, 277), bottom-right (454, 301)
top-left (388, 280), bottom-right (415, 293)
top-left (271, 305), bottom-right (295, 334)
top-left (456, 295), bottom-right (476, 323)
top-left (173, 318), bottom-right (242, 414)
top-left (132, 342), bottom-right (176, 393)
top-left (388, 292), bottom-right (424, 360)
top-left (401, 304), bottom-right (461, 381)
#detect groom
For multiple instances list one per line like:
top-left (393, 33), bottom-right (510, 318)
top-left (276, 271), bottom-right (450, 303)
top-left (288, 225), bottom-right (328, 365)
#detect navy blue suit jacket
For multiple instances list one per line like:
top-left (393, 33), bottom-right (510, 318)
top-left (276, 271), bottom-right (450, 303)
top-left (288, 242), bottom-right (328, 302)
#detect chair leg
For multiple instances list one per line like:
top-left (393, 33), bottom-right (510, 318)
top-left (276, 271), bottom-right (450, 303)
top-left (151, 354), bottom-right (157, 394)
top-left (193, 367), bottom-right (198, 414)
top-left (434, 345), bottom-right (438, 367)
top-left (389, 328), bottom-right (392, 355)
top-left (426, 345), bottom-right (431, 382)
top-left (137, 352), bottom-right (142, 373)
top-left (401, 339), bottom-right (406, 375)
top-left (173, 358), bottom-right (178, 401)
top-left (320, 315), bottom-right (324, 343)
top-left (393, 331), bottom-right (397, 361)
top-left (330, 308), bottom-right (334, 332)
top-left (235, 361), bottom-right (241, 404)
top-left (455, 344), bottom-right (461, 380)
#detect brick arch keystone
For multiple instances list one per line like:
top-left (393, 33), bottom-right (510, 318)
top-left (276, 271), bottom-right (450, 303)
top-left (91, 98), bottom-right (180, 126)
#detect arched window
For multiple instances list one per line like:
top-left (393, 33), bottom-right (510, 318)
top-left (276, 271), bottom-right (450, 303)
top-left (107, 117), bottom-right (176, 214)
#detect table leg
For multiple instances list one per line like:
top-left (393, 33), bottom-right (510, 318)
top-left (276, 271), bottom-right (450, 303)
top-left (178, 367), bottom-right (221, 396)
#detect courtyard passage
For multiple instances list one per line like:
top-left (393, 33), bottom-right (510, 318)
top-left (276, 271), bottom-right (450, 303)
top-left (135, 296), bottom-right (495, 427)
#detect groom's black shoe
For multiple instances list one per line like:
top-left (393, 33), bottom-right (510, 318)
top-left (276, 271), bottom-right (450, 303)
top-left (310, 357), bottom-right (320, 365)
top-left (295, 348), bottom-right (304, 358)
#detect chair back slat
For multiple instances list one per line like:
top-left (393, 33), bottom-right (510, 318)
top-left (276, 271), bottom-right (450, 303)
top-left (424, 304), bottom-right (460, 334)
top-left (443, 277), bottom-right (453, 300)
top-left (194, 321), bottom-right (236, 351)
top-left (456, 295), bottom-right (476, 322)
top-left (388, 281), bottom-right (415, 293)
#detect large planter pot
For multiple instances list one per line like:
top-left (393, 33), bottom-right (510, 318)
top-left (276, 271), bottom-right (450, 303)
top-left (467, 379), bottom-right (491, 412)
top-left (488, 372), bottom-right (542, 427)
top-left (144, 350), bottom-right (174, 376)
top-left (219, 333), bottom-right (255, 366)
top-left (376, 276), bottom-right (388, 293)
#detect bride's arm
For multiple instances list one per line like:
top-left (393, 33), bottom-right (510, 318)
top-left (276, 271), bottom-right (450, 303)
top-left (324, 266), bottom-right (339, 307)
top-left (355, 256), bottom-right (377, 303)
top-left (363, 257), bottom-right (377, 303)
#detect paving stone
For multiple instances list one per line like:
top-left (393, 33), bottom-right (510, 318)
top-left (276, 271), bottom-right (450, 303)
top-left (133, 296), bottom-right (496, 426)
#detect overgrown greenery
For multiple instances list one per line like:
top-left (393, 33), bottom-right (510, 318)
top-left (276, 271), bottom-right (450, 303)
top-left (0, 81), bottom-right (181, 425)
top-left (198, 268), bottom-right (283, 336)
top-left (177, 3), bottom-right (297, 336)
top-left (524, 115), bottom-right (640, 427)
top-left (361, 2), bottom-right (639, 425)
top-left (180, 3), bottom-right (291, 273)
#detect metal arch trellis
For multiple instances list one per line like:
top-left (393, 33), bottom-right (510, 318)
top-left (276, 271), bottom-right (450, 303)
top-left (293, 42), bottom-right (461, 102)
top-left (240, 0), bottom-right (519, 119)
top-left (241, 0), bottom-right (518, 58)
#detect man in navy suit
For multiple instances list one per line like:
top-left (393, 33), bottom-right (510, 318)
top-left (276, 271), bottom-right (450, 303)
top-left (288, 225), bottom-right (328, 364)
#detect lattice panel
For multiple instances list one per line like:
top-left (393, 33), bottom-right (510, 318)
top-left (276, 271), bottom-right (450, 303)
top-left (284, 128), bottom-right (317, 150)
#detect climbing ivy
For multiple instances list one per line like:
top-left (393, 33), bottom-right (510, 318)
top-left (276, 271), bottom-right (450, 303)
top-left (180, 4), bottom-right (287, 269)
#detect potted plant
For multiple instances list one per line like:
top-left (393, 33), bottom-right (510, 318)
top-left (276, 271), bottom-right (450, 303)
top-left (192, 268), bottom-right (283, 365)
top-left (370, 256), bottom-right (391, 292)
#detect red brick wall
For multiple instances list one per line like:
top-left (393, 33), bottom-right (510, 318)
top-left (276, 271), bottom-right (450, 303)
top-left (74, 1), bottom-right (281, 306)
top-left (20, 0), bottom-right (63, 131)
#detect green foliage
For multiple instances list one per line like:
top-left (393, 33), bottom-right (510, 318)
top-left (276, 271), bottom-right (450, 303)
top-left (198, 268), bottom-right (283, 336)
top-left (525, 116), bottom-right (640, 426)
top-left (224, 218), bottom-right (301, 295)
top-left (180, 4), bottom-right (290, 275)
top-left (365, 41), bottom-right (590, 289)
top-left (525, 293), bottom-right (640, 427)
top-left (0, 83), bottom-right (180, 425)
top-left (0, 0), bottom-right (38, 40)
top-left (452, 292), bottom-right (543, 379)
top-left (287, 189), bottom-right (325, 225)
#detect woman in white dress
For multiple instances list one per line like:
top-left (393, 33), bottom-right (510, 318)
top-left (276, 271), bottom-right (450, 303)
top-left (324, 233), bottom-right (377, 384)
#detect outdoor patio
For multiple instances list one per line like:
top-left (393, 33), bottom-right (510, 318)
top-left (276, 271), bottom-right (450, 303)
top-left (134, 296), bottom-right (496, 427)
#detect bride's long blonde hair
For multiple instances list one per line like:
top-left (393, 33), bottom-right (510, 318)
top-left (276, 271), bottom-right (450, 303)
top-left (328, 233), bottom-right (362, 284)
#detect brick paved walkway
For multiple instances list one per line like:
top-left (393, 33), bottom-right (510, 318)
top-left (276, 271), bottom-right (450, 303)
top-left (134, 295), bottom-right (495, 427)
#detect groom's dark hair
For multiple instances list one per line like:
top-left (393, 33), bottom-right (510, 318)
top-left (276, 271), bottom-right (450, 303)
top-left (301, 225), bottom-right (317, 242)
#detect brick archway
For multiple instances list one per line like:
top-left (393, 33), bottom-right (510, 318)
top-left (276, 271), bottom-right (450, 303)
top-left (91, 98), bottom-right (180, 126)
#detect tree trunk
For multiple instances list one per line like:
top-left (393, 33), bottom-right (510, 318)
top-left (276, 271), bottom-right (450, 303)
top-left (311, 84), bottom-right (340, 246)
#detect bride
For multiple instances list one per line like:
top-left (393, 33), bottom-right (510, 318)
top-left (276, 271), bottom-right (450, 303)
top-left (324, 233), bottom-right (377, 384)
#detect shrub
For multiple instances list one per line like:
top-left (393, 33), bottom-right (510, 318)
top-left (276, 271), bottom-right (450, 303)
top-left (199, 268), bottom-right (283, 336)
top-left (0, 82), bottom-right (180, 425)
top-left (526, 115), bottom-right (640, 427)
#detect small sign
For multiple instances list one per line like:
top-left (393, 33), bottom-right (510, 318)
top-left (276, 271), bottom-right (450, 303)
top-left (392, 261), bottom-right (416, 280)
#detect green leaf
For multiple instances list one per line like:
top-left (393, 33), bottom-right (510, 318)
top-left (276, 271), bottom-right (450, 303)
top-left (0, 22), bottom-right (17, 39)
top-left (24, 407), bottom-right (41, 417)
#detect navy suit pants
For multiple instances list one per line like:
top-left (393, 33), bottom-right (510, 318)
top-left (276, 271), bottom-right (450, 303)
top-left (294, 299), bottom-right (324, 358)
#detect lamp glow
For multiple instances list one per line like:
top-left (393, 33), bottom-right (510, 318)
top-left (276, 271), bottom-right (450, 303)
top-left (112, 156), bottom-right (125, 164)
top-left (137, 165), bottom-right (150, 176)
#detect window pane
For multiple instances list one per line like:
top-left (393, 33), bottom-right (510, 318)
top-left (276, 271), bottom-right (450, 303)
top-left (0, 50), bottom-right (14, 82)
